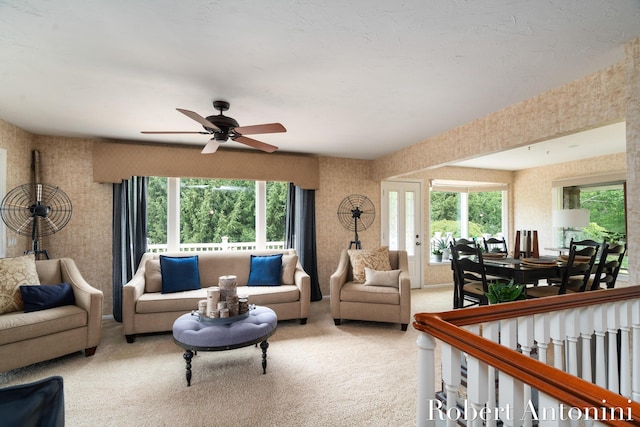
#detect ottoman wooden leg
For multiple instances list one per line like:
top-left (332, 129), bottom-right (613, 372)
top-left (260, 340), bottom-right (269, 374)
top-left (183, 349), bottom-right (194, 386)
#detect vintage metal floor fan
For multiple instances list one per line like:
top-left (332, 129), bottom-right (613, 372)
top-left (337, 194), bottom-right (375, 249)
top-left (0, 183), bottom-right (73, 259)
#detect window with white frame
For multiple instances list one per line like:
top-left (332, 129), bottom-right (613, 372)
top-left (147, 177), bottom-right (287, 252)
top-left (429, 180), bottom-right (508, 257)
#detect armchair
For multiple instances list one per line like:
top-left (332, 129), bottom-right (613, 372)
top-left (330, 249), bottom-right (410, 330)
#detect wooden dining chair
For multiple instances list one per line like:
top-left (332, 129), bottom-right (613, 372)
top-left (452, 237), bottom-right (476, 246)
top-left (482, 237), bottom-right (508, 254)
top-left (450, 242), bottom-right (508, 308)
top-left (547, 238), bottom-right (601, 291)
top-left (588, 242), bottom-right (627, 290)
top-left (527, 244), bottom-right (598, 298)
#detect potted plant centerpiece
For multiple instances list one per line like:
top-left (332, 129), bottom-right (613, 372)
top-left (485, 279), bottom-right (526, 304)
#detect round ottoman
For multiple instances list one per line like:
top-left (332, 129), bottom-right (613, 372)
top-left (172, 306), bottom-right (278, 386)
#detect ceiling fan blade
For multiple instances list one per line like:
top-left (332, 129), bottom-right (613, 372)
top-left (234, 135), bottom-right (278, 153)
top-left (141, 131), bottom-right (209, 134)
top-left (201, 139), bottom-right (220, 154)
top-left (176, 108), bottom-right (221, 131)
top-left (233, 123), bottom-right (286, 135)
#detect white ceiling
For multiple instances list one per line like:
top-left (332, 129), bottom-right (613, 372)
top-left (0, 1), bottom-right (637, 169)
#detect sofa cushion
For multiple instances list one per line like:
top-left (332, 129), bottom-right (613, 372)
top-left (340, 282), bottom-right (400, 305)
top-left (0, 254), bottom-right (41, 315)
top-left (160, 255), bottom-right (201, 294)
top-left (281, 254), bottom-right (298, 285)
top-left (0, 305), bottom-right (87, 346)
top-left (20, 283), bottom-right (76, 313)
top-left (136, 289), bottom-right (207, 314)
top-left (364, 267), bottom-right (401, 288)
top-left (347, 247), bottom-right (392, 283)
top-left (241, 285), bottom-right (300, 305)
top-left (247, 254), bottom-right (283, 286)
top-left (145, 259), bottom-right (162, 293)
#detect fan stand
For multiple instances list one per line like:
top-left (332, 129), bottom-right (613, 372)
top-left (349, 208), bottom-right (362, 249)
top-left (28, 215), bottom-right (50, 259)
top-left (27, 239), bottom-right (50, 260)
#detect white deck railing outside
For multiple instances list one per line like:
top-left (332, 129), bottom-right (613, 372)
top-left (147, 238), bottom-right (285, 253)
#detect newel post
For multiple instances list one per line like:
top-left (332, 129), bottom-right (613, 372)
top-left (417, 331), bottom-right (437, 427)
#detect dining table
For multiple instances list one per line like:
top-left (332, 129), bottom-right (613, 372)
top-left (482, 255), bottom-right (565, 285)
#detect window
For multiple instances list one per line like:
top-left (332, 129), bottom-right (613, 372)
top-left (564, 182), bottom-right (627, 273)
top-left (147, 177), bottom-right (287, 252)
top-left (429, 180), bottom-right (508, 261)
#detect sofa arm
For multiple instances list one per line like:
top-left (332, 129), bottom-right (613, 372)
top-left (293, 266), bottom-right (311, 320)
top-left (329, 249), bottom-right (351, 319)
top-left (122, 258), bottom-right (150, 336)
top-left (59, 259), bottom-right (104, 348)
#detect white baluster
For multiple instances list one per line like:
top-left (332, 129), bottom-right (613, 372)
top-left (632, 299), bottom-right (640, 402)
top-left (441, 343), bottom-right (461, 427)
top-left (534, 312), bottom-right (550, 364)
top-left (499, 318), bottom-right (524, 425)
top-left (518, 316), bottom-right (535, 427)
top-left (565, 308), bottom-right (580, 377)
top-left (466, 355), bottom-right (489, 427)
top-left (593, 304), bottom-right (607, 389)
top-left (606, 302), bottom-right (620, 393)
top-left (548, 311), bottom-right (568, 424)
top-left (483, 321), bottom-right (500, 427)
top-left (549, 311), bottom-right (566, 371)
top-left (417, 332), bottom-right (437, 427)
top-left (537, 392), bottom-right (565, 427)
top-left (618, 300), bottom-right (632, 398)
top-left (579, 305), bottom-right (594, 383)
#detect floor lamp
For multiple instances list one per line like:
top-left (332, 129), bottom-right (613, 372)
top-left (552, 209), bottom-right (590, 247)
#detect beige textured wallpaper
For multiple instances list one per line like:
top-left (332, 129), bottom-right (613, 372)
top-left (1, 37), bottom-right (638, 314)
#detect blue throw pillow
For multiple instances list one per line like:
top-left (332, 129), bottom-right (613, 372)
top-left (247, 254), bottom-right (283, 286)
top-left (159, 255), bottom-right (201, 294)
top-left (20, 282), bottom-right (76, 313)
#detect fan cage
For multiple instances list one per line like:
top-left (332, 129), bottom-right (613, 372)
top-left (337, 194), bottom-right (375, 232)
top-left (0, 184), bottom-right (73, 238)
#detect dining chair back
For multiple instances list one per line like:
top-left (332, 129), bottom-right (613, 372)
top-left (557, 244), bottom-right (599, 293)
top-left (450, 242), bottom-right (490, 308)
top-left (483, 237), bottom-right (508, 254)
top-left (589, 242), bottom-right (626, 290)
top-left (527, 244), bottom-right (598, 298)
top-left (452, 237), bottom-right (476, 246)
top-left (549, 238), bottom-right (601, 291)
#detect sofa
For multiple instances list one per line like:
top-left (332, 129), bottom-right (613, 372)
top-left (0, 256), bottom-right (104, 372)
top-left (330, 248), bottom-right (411, 330)
top-left (122, 249), bottom-right (310, 343)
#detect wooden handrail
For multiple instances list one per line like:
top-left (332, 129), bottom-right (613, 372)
top-left (413, 286), bottom-right (640, 426)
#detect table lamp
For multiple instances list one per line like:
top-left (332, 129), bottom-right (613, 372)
top-left (552, 209), bottom-right (590, 247)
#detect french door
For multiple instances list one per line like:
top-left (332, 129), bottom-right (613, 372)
top-left (381, 180), bottom-right (423, 289)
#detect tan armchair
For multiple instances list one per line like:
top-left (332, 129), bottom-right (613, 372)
top-left (330, 249), bottom-right (411, 330)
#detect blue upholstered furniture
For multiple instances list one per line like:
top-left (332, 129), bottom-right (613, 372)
top-left (172, 306), bottom-right (278, 386)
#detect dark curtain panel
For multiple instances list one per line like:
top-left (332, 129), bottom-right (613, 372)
top-left (285, 183), bottom-right (322, 301)
top-left (112, 176), bottom-right (148, 322)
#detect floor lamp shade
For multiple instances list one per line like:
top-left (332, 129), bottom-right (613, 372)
top-left (552, 209), bottom-right (590, 228)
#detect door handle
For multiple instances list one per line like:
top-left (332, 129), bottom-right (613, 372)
top-left (415, 242), bottom-right (421, 246)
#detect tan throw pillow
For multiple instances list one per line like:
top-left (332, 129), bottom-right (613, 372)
top-left (281, 254), bottom-right (298, 285)
top-left (347, 247), bottom-right (392, 283)
top-left (364, 267), bottom-right (401, 288)
top-left (145, 259), bottom-right (162, 293)
top-left (0, 254), bottom-right (41, 314)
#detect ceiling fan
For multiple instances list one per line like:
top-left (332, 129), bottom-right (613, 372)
top-left (141, 100), bottom-right (286, 154)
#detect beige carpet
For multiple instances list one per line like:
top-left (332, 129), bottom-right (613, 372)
top-left (0, 285), bottom-right (452, 427)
